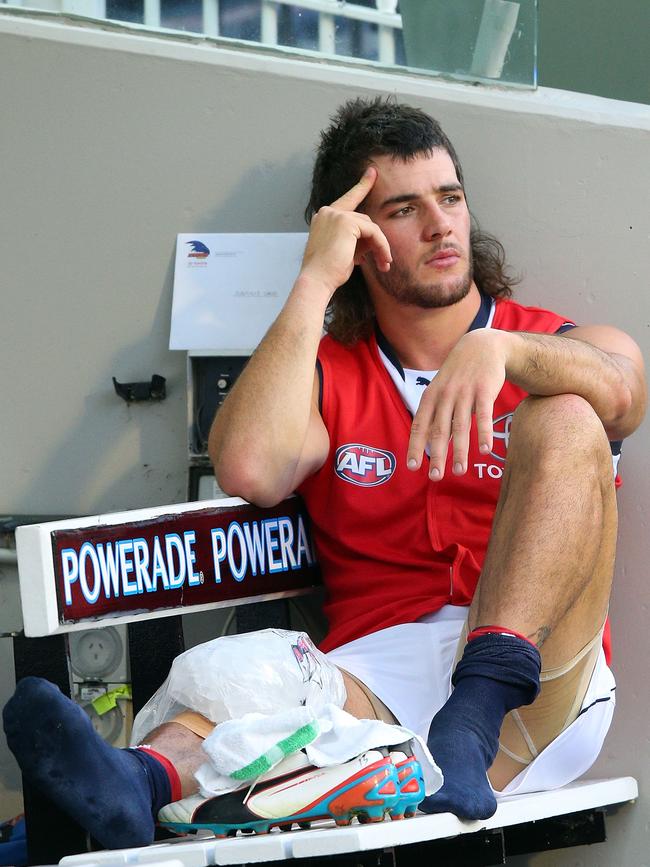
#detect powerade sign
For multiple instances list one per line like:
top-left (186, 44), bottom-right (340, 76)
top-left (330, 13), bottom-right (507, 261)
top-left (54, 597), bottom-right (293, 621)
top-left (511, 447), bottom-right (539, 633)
top-left (52, 500), bottom-right (319, 624)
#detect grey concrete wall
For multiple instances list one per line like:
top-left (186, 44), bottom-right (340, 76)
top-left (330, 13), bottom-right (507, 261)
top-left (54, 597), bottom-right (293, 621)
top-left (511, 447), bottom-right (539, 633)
top-left (1, 11), bottom-right (649, 864)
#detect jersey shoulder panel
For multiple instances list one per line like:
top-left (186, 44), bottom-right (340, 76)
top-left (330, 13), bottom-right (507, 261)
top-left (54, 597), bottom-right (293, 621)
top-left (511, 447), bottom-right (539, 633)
top-left (492, 298), bottom-right (575, 333)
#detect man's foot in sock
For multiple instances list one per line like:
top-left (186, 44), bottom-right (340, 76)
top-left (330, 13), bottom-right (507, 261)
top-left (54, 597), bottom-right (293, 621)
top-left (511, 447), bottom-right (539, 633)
top-left (419, 632), bottom-right (541, 820)
top-left (419, 711), bottom-right (497, 819)
top-left (2, 677), bottom-right (171, 849)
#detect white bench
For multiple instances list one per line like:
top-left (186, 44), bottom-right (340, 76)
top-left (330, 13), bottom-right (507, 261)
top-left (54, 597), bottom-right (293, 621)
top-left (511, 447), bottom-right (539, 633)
top-left (13, 498), bottom-right (638, 866)
top-left (52, 777), bottom-right (638, 866)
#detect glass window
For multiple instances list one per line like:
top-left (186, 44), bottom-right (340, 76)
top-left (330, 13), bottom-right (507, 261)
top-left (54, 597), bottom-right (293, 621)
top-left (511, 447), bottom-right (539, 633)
top-left (1, 0), bottom-right (538, 88)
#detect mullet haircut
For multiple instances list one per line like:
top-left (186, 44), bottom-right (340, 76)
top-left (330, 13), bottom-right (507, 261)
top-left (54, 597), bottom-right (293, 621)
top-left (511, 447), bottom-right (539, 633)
top-left (306, 96), bottom-right (516, 345)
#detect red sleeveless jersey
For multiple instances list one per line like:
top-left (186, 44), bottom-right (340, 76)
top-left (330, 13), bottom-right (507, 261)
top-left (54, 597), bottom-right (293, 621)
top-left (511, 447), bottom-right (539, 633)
top-left (298, 297), bottom-right (606, 654)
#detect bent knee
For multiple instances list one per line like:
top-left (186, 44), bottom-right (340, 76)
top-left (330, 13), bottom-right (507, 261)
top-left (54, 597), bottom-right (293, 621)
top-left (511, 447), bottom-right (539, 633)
top-left (515, 393), bottom-right (600, 423)
top-left (513, 394), bottom-right (608, 441)
top-left (510, 395), bottom-right (612, 466)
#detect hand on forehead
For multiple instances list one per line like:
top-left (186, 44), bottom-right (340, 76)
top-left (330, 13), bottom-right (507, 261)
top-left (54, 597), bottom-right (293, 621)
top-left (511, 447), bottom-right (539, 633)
top-left (332, 165), bottom-right (379, 211)
top-left (342, 158), bottom-right (398, 214)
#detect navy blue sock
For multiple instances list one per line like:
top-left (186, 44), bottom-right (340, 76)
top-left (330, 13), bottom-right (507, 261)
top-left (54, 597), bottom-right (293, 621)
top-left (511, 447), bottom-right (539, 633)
top-left (420, 633), bottom-right (541, 819)
top-left (2, 677), bottom-right (175, 849)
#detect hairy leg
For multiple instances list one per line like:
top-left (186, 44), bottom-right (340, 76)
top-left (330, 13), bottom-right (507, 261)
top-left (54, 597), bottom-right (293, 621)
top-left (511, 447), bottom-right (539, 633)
top-left (423, 394), bottom-right (617, 817)
top-left (138, 722), bottom-right (206, 796)
top-left (471, 394), bottom-right (616, 665)
top-left (142, 670), bottom-right (376, 788)
top-left (341, 671), bottom-right (385, 718)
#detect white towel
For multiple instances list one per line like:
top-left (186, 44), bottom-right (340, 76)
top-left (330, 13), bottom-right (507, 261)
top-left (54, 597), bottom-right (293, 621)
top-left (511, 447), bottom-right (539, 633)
top-left (196, 703), bottom-right (442, 797)
top-left (303, 704), bottom-right (442, 796)
top-left (202, 707), bottom-right (321, 780)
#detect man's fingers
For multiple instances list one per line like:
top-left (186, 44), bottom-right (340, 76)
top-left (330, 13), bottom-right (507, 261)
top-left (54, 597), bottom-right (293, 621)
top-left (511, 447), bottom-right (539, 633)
top-left (353, 220), bottom-right (392, 271)
top-left (407, 392), bottom-right (435, 471)
top-left (331, 166), bottom-right (378, 212)
top-left (406, 334), bottom-right (505, 479)
top-left (408, 386), bottom-right (497, 480)
top-left (450, 399), bottom-right (473, 475)
top-left (475, 394), bottom-right (495, 455)
top-left (323, 166), bottom-right (392, 271)
top-left (426, 404), bottom-right (452, 480)
top-left (407, 391), bottom-right (453, 480)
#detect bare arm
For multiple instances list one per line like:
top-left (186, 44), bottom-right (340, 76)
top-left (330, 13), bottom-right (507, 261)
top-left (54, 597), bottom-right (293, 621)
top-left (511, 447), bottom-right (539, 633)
top-left (209, 283), bottom-right (330, 507)
top-left (509, 325), bottom-right (646, 438)
top-left (209, 167), bottom-right (392, 507)
top-left (407, 324), bottom-right (647, 479)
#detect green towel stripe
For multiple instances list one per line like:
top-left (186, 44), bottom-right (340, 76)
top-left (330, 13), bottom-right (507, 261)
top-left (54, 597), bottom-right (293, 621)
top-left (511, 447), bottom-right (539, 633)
top-left (230, 721), bottom-right (320, 781)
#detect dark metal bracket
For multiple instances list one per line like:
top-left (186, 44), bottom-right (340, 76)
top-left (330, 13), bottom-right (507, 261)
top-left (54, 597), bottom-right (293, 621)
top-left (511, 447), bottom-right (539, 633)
top-left (112, 374), bottom-right (166, 403)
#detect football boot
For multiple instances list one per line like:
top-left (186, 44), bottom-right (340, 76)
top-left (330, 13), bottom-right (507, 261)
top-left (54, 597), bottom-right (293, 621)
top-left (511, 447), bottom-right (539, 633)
top-left (158, 748), bottom-right (400, 836)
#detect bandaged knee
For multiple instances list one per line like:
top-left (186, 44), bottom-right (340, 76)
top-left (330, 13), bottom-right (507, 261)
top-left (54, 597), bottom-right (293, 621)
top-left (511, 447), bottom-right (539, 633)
top-left (130, 629), bottom-right (345, 746)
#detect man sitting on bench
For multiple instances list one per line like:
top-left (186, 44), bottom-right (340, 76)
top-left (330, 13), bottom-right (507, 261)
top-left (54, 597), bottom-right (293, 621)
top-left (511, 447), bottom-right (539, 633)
top-left (3, 97), bottom-right (646, 850)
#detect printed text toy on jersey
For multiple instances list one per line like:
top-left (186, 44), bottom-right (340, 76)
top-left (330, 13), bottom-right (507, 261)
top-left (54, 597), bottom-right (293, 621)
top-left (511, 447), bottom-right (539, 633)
top-left (335, 443), bottom-right (396, 487)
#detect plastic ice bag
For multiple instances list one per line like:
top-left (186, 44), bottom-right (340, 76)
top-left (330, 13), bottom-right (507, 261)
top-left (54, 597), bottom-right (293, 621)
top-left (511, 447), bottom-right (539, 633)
top-left (131, 629), bottom-right (345, 745)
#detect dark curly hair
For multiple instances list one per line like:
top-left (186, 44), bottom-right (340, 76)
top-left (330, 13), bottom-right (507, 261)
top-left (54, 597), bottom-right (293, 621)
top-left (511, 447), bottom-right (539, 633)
top-left (306, 97), bottom-right (517, 345)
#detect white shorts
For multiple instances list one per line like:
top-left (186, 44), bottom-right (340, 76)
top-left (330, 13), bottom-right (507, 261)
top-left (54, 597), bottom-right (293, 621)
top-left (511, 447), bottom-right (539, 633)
top-left (326, 605), bottom-right (616, 796)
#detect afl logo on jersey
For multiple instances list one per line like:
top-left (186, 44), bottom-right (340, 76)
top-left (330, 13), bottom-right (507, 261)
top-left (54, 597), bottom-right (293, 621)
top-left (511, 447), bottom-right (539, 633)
top-left (490, 412), bottom-right (513, 462)
top-left (335, 443), bottom-right (396, 487)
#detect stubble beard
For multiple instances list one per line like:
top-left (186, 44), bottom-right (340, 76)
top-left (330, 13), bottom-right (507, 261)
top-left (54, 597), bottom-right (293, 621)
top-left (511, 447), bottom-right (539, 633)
top-left (370, 255), bottom-right (473, 310)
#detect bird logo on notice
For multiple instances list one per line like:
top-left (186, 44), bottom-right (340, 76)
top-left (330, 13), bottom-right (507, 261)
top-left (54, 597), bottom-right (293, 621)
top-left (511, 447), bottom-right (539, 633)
top-left (186, 240), bottom-right (210, 259)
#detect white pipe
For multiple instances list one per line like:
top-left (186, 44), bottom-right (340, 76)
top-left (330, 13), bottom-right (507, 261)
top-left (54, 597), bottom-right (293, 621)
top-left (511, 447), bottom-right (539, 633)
top-left (470, 0), bottom-right (521, 79)
top-left (202, 0), bottom-right (219, 37)
top-left (318, 11), bottom-right (336, 55)
top-left (143, 0), bottom-right (161, 29)
top-left (261, 0), bottom-right (279, 45)
top-left (377, 23), bottom-right (395, 65)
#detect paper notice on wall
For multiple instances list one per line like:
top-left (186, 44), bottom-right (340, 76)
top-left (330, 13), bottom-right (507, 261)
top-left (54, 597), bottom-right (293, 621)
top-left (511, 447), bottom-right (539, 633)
top-left (170, 233), bottom-right (308, 352)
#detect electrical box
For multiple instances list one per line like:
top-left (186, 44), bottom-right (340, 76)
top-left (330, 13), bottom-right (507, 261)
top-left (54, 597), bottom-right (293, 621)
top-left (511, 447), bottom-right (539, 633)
top-left (187, 353), bottom-right (249, 460)
top-left (69, 624), bottom-right (132, 748)
top-left (187, 353), bottom-right (250, 502)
